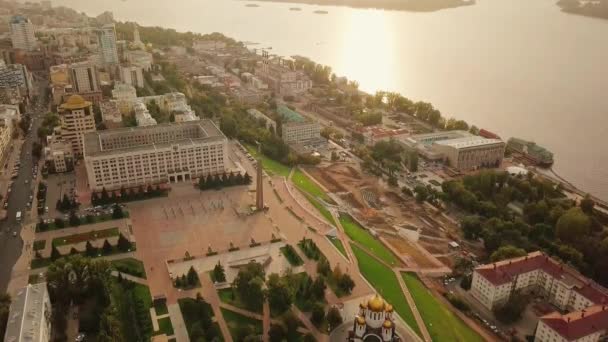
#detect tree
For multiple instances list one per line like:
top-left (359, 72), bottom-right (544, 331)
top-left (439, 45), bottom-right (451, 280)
top-left (100, 187), bottom-right (110, 204)
top-left (311, 303), bottom-right (325, 326)
top-left (316, 257), bottom-right (331, 276)
top-left (0, 293), bottom-right (10, 340)
top-left (51, 245), bottom-right (61, 261)
top-left (580, 195), bottom-right (595, 214)
top-left (326, 307), bottom-right (343, 329)
top-left (212, 262), bottom-right (226, 282)
top-left (102, 239), bottom-right (113, 255)
top-left (556, 207), bottom-right (590, 244)
top-left (54, 218), bottom-right (65, 228)
top-left (337, 273), bottom-right (355, 295)
top-left (85, 241), bottom-right (97, 257)
top-left (112, 204), bottom-right (125, 219)
top-left (493, 293), bottom-right (528, 323)
top-left (414, 185), bottom-right (428, 203)
top-left (187, 266), bottom-right (199, 286)
top-left (490, 245), bottom-right (527, 262)
top-left (311, 276), bottom-right (327, 301)
top-left (269, 324), bottom-right (286, 342)
top-left (233, 261), bottom-right (265, 311)
top-left (461, 216), bottom-right (483, 240)
top-left (117, 233), bottom-right (132, 252)
top-left (266, 273), bottom-right (293, 314)
top-left (460, 274), bottom-right (472, 290)
top-left (69, 211), bottom-right (80, 226)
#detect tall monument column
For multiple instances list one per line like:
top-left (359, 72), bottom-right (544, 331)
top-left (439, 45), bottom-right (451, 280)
top-left (256, 160), bottom-right (264, 209)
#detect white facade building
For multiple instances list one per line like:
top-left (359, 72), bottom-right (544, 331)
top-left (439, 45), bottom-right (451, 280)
top-left (83, 120), bottom-right (228, 191)
top-left (133, 101), bottom-right (157, 127)
top-left (349, 294), bottom-right (399, 341)
top-left (247, 109), bottom-right (276, 132)
top-left (282, 121), bottom-right (321, 145)
top-left (3, 283), bottom-right (52, 342)
top-left (120, 64), bottom-right (144, 88)
top-left (58, 95), bottom-right (96, 157)
top-left (95, 24), bottom-right (119, 65)
top-left (127, 50), bottom-right (153, 71)
top-left (9, 15), bottom-right (38, 51)
top-left (433, 136), bottom-right (505, 170)
top-left (0, 105), bottom-right (19, 162)
top-left (471, 252), bottom-right (608, 342)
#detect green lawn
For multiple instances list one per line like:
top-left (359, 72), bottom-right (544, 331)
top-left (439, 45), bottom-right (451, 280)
top-left (132, 282), bottom-right (152, 310)
top-left (351, 244), bottom-right (421, 337)
top-left (245, 144), bottom-right (291, 177)
top-left (292, 168), bottom-right (333, 203)
top-left (402, 273), bottom-right (484, 342)
top-left (154, 300), bottom-right (169, 316)
top-left (52, 227), bottom-right (119, 247)
top-left (221, 308), bottom-right (263, 340)
top-left (326, 235), bottom-right (348, 260)
top-left (339, 213), bottom-right (399, 266)
top-left (157, 317), bottom-right (174, 336)
top-left (112, 258), bottom-right (147, 279)
top-left (218, 288), bottom-right (262, 314)
top-left (300, 191), bottom-right (336, 226)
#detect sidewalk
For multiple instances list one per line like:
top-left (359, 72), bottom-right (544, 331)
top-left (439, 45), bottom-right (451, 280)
top-left (167, 303), bottom-right (190, 342)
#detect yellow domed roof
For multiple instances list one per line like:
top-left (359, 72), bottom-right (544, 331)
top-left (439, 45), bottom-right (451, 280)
top-left (368, 294), bottom-right (386, 312)
top-left (356, 316), bottom-right (366, 325)
top-left (60, 95), bottom-right (91, 110)
top-left (359, 302), bottom-right (368, 309)
top-left (383, 319), bottom-right (393, 329)
top-left (386, 304), bottom-right (393, 312)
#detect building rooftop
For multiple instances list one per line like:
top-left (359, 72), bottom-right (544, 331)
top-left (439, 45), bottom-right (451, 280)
top-left (277, 105), bottom-right (306, 123)
top-left (540, 304), bottom-right (608, 341)
top-left (83, 120), bottom-right (226, 157)
top-left (4, 283), bottom-right (49, 342)
top-left (60, 95), bottom-right (91, 110)
top-left (475, 251), bottom-right (608, 304)
top-left (434, 136), bottom-right (503, 149)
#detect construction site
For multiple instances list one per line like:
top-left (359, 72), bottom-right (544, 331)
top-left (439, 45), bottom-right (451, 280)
top-left (304, 162), bottom-right (485, 270)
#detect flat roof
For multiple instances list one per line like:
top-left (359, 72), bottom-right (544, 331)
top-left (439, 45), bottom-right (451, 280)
top-left (83, 120), bottom-right (226, 157)
top-left (4, 283), bottom-right (48, 342)
top-left (434, 136), bottom-right (504, 149)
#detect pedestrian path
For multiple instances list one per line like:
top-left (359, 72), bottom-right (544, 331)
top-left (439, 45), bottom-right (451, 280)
top-left (167, 303), bottom-right (189, 342)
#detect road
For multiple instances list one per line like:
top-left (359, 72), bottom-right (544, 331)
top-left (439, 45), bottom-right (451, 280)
top-left (0, 87), bottom-right (46, 293)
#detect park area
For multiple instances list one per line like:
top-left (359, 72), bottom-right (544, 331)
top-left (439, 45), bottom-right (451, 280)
top-left (339, 213), bottom-right (399, 266)
top-left (402, 273), bottom-right (484, 342)
top-left (351, 244), bottom-right (421, 337)
top-left (52, 227), bottom-right (119, 246)
top-left (245, 144), bottom-right (291, 177)
top-left (292, 168), bottom-right (336, 226)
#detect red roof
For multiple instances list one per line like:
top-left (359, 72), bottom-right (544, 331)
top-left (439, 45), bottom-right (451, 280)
top-left (475, 252), bottom-right (608, 303)
top-left (479, 129), bottom-right (500, 139)
top-left (541, 305), bottom-right (608, 341)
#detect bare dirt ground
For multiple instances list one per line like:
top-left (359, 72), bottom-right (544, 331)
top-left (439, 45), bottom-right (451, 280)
top-left (383, 235), bottom-right (437, 268)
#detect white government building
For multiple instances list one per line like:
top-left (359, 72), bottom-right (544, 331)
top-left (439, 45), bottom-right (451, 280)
top-left (471, 251), bottom-right (608, 342)
top-left (83, 120), bottom-right (228, 191)
top-left (9, 15), bottom-right (38, 51)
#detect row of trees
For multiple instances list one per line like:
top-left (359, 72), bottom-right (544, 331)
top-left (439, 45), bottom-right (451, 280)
top-left (443, 170), bottom-right (608, 287)
top-left (197, 172), bottom-right (252, 191)
top-left (48, 234), bottom-right (133, 261)
top-left (39, 205), bottom-right (125, 232)
top-left (91, 185), bottom-right (167, 206)
top-left (174, 266), bottom-right (200, 289)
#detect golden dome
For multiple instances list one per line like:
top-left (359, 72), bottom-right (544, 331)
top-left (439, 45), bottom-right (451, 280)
top-left (359, 302), bottom-right (368, 309)
top-left (368, 294), bottom-right (386, 312)
top-left (60, 95), bottom-right (91, 110)
top-left (386, 304), bottom-right (393, 312)
top-left (383, 320), bottom-right (393, 329)
top-left (356, 316), bottom-right (366, 325)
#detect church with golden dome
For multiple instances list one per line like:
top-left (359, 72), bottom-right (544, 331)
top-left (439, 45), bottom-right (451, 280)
top-left (348, 294), bottom-right (400, 341)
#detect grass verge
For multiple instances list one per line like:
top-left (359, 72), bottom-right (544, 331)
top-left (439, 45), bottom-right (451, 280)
top-left (112, 258), bottom-right (147, 279)
top-left (339, 213), bottom-right (398, 266)
top-left (351, 244), bottom-right (421, 337)
top-left (245, 144), bottom-right (291, 177)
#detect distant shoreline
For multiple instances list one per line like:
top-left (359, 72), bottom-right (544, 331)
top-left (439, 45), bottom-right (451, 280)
top-left (557, 0), bottom-right (608, 21)
top-left (241, 0), bottom-right (475, 12)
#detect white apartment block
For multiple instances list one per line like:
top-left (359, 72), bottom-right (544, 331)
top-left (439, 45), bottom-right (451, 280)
top-left (45, 135), bottom-right (74, 173)
top-left (69, 62), bottom-right (99, 93)
top-left (255, 61), bottom-right (312, 96)
top-left (120, 64), bottom-right (144, 88)
top-left (3, 283), bottom-right (52, 342)
top-left (95, 24), bottom-right (119, 65)
top-left (9, 15), bottom-right (38, 51)
top-left (58, 95), bottom-right (96, 157)
top-left (83, 120), bottom-right (228, 191)
top-left (282, 121), bottom-right (321, 145)
top-left (127, 50), bottom-right (153, 71)
top-left (471, 252), bottom-right (608, 342)
top-left (99, 100), bottom-right (122, 126)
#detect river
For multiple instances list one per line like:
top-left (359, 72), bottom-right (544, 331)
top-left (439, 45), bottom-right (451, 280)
top-left (50, 0), bottom-right (608, 201)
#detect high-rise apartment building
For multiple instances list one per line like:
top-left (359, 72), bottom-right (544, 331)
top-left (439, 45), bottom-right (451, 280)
top-left (69, 62), bottom-right (99, 94)
top-left (9, 15), bottom-right (38, 51)
top-left (3, 283), bottom-right (52, 342)
top-left (95, 24), bottom-right (119, 65)
top-left (58, 95), bottom-right (96, 157)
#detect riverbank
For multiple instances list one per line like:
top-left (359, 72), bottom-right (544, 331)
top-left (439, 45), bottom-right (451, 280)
top-left (557, 0), bottom-right (608, 20)
top-left (243, 0), bottom-right (475, 12)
